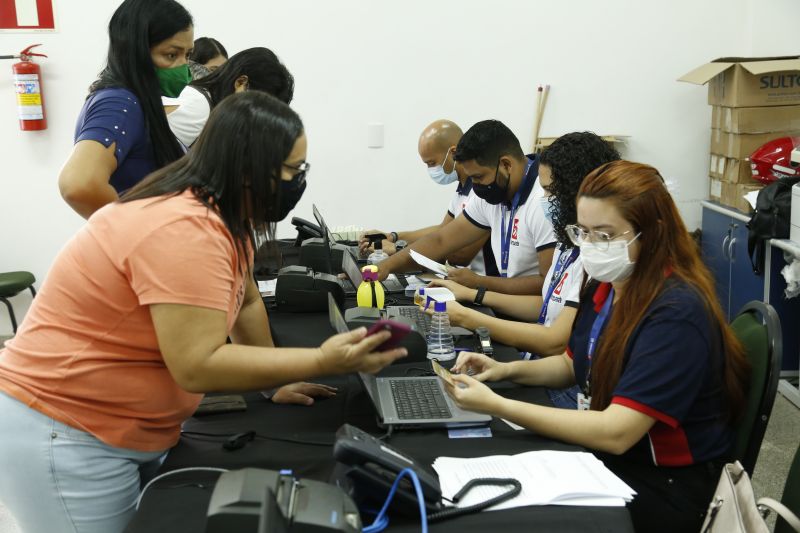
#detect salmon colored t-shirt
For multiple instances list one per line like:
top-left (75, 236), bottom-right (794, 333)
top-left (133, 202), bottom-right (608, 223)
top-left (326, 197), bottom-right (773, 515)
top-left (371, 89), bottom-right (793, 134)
top-left (0, 191), bottom-right (249, 452)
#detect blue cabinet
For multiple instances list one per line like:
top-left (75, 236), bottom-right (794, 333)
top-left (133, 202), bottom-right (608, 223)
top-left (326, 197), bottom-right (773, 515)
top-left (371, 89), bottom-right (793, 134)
top-left (701, 203), bottom-right (764, 321)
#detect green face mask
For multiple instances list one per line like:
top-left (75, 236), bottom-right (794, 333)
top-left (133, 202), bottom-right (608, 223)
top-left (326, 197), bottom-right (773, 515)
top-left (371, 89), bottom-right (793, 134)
top-left (156, 64), bottom-right (191, 97)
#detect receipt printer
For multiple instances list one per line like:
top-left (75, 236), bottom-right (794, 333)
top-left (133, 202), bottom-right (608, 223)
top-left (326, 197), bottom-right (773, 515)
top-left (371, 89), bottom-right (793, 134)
top-left (298, 238), bottom-right (350, 275)
top-left (206, 468), bottom-right (361, 533)
top-left (275, 265), bottom-right (344, 313)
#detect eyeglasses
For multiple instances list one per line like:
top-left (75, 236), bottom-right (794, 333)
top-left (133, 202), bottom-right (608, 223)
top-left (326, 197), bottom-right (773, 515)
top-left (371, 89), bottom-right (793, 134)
top-left (283, 161), bottom-right (310, 183)
top-left (565, 224), bottom-right (637, 251)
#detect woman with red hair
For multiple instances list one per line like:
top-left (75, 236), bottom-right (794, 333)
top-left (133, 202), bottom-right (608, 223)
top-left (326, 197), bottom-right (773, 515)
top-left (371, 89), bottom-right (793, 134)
top-left (445, 160), bottom-right (750, 532)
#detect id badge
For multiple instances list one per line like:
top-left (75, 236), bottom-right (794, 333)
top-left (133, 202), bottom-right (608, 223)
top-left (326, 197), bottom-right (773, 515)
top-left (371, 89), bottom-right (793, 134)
top-left (577, 392), bottom-right (592, 411)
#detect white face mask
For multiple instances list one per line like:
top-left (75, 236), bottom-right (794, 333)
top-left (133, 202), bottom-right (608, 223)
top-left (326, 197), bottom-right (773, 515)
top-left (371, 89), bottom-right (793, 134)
top-left (427, 148), bottom-right (458, 185)
top-left (580, 233), bottom-right (640, 283)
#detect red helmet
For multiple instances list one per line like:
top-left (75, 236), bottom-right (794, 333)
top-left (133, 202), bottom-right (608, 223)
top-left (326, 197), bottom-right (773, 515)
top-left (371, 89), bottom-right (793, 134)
top-left (750, 136), bottom-right (800, 185)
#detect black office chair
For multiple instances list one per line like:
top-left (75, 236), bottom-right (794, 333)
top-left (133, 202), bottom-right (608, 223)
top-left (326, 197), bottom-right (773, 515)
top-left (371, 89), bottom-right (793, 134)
top-left (0, 271), bottom-right (36, 334)
top-left (730, 300), bottom-right (782, 476)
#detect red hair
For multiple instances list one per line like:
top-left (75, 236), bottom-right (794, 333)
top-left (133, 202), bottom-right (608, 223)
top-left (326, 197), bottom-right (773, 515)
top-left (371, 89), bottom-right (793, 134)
top-left (578, 161), bottom-right (749, 417)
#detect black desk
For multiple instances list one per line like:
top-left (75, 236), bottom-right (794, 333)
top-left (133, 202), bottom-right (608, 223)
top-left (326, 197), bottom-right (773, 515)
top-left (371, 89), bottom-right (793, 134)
top-left (126, 299), bottom-right (634, 533)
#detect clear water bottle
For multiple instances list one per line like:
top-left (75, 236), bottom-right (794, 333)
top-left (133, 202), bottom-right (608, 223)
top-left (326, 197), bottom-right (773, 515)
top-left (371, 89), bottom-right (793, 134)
top-left (367, 236), bottom-right (389, 266)
top-left (426, 300), bottom-right (456, 361)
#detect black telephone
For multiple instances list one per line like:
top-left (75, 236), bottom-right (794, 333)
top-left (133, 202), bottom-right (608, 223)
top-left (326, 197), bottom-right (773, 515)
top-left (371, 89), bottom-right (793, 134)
top-left (333, 424), bottom-right (443, 513)
top-left (291, 217), bottom-right (323, 246)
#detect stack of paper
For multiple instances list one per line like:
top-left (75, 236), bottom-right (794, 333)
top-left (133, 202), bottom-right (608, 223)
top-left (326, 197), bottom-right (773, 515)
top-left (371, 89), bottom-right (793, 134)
top-left (432, 450), bottom-right (635, 510)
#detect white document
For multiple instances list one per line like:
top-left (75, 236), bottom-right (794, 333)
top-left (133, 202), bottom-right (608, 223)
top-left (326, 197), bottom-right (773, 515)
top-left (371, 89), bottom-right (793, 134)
top-left (257, 279), bottom-right (277, 297)
top-left (432, 450), bottom-right (635, 511)
top-left (409, 250), bottom-right (448, 278)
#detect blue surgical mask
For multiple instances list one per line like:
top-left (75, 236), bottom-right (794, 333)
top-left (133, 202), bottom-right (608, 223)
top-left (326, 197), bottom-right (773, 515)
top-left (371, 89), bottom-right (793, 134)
top-left (427, 148), bottom-right (459, 185)
top-left (539, 196), bottom-right (554, 224)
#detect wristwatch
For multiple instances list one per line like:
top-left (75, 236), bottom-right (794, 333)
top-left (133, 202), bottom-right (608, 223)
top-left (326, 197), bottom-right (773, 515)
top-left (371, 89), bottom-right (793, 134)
top-left (473, 286), bottom-right (487, 306)
top-left (395, 239), bottom-right (407, 251)
top-left (389, 231), bottom-right (399, 243)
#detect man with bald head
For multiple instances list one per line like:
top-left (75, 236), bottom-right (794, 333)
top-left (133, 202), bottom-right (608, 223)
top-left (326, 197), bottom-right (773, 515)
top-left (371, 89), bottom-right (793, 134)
top-left (359, 119), bottom-right (495, 274)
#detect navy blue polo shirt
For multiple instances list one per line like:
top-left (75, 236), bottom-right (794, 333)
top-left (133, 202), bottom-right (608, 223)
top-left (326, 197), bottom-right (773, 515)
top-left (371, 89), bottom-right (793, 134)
top-left (74, 88), bottom-right (156, 194)
top-left (567, 279), bottom-right (733, 466)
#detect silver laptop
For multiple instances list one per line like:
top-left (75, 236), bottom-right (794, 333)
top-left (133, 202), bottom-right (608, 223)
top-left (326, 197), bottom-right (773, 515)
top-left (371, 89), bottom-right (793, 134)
top-left (311, 204), bottom-right (363, 261)
top-left (328, 294), bottom-right (491, 429)
top-left (340, 247), bottom-right (406, 295)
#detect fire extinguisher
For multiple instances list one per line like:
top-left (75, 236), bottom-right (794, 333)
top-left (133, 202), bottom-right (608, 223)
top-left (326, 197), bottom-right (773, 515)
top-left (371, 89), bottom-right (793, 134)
top-left (4, 44), bottom-right (48, 131)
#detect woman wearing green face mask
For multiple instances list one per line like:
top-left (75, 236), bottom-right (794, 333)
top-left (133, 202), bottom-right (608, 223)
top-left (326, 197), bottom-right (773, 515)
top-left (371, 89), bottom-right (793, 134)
top-left (58, 0), bottom-right (194, 219)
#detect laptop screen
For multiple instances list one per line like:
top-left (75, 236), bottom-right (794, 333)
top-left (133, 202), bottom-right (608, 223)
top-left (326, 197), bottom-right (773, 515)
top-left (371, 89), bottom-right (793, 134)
top-left (312, 204), bottom-right (338, 247)
top-left (341, 251), bottom-right (363, 287)
top-left (326, 293), bottom-right (382, 408)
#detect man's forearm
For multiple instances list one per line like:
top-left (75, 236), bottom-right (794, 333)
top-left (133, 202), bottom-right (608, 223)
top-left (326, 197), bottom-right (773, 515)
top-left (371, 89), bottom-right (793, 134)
top-left (473, 274), bottom-right (545, 296)
top-left (397, 225), bottom-right (439, 244)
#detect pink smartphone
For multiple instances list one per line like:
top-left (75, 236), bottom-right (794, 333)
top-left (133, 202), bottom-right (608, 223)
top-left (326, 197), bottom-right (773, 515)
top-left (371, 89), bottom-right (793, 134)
top-left (366, 319), bottom-right (411, 351)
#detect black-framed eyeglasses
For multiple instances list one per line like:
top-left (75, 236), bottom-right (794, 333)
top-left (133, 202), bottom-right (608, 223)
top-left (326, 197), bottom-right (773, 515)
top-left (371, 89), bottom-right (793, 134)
top-left (283, 161), bottom-right (310, 183)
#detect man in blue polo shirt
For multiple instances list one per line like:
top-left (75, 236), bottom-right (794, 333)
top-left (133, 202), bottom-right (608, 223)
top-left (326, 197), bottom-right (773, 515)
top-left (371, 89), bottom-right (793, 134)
top-left (377, 120), bottom-right (556, 296)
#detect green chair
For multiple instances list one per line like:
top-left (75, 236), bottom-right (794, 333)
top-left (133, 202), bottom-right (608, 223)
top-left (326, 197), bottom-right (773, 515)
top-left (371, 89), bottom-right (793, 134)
top-left (730, 300), bottom-right (782, 476)
top-left (0, 271), bottom-right (36, 334)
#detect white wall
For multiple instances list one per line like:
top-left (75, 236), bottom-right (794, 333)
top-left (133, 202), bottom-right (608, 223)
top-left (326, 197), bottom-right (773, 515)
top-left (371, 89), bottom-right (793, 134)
top-left (0, 0), bottom-right (792, 334)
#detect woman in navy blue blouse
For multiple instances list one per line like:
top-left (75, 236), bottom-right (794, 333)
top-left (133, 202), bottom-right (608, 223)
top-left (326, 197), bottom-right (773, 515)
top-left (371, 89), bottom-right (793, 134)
top-left (445, 161), bottom-right (751, 532)
top-left (58, 0), bottom-right (194, 219)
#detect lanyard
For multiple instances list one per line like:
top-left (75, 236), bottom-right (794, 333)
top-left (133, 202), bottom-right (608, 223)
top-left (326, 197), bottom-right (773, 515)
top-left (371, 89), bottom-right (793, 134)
top-left (583, 286), bottom-right (614, 396)
top-left (537, 247), bottom-right (579, 324)
top-left (499, 160), bottom-right (534, 278)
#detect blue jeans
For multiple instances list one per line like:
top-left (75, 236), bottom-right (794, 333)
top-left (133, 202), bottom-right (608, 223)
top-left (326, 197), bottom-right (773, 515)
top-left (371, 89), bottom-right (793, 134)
top-left (0, 392), bottom-right (166, 533)
top-left (522, 352), bottom-right (580, 409)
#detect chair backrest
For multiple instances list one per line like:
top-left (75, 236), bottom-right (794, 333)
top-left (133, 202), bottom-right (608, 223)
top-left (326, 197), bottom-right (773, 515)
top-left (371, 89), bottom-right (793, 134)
top-left (730, 300), bottom-right (782, 475)
top-left (775, 441), bottom-right (800, 533)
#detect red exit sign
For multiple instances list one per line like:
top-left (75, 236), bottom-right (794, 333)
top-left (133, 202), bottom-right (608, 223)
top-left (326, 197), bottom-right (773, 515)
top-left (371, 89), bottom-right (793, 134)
top-left (0, 0), bottom-right (55, 31)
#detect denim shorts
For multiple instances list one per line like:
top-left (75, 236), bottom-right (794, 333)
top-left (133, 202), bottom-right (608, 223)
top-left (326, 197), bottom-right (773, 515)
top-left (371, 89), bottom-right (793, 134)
top-left (0, 392), bottom-right (166, 533)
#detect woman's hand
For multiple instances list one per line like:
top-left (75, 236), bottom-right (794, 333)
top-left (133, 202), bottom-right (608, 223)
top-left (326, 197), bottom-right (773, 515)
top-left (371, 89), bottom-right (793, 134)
top-left (271, 382), bottom-right (338, 406)
top-left (442, 373), bottom-right (502, 415)
top-left (317, 328), bottom-right (406, 375)
top-left (423, 299), bottom-right (468, 326)
top-left (426, 279), bottom-right (477, 302)
top-left (452, 351), bottom-right (507, 382)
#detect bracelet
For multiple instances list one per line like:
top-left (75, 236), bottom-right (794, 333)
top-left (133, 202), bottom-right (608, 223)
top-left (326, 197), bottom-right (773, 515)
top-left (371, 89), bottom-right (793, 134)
top-left (473, 286), bottom-right (487, 306)
top-left (389, 231), bottom-right (399, 243)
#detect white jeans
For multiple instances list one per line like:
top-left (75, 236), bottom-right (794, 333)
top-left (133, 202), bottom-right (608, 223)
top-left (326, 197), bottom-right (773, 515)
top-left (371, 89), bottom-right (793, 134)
top-left (0, 392), bottom-right (166, 533)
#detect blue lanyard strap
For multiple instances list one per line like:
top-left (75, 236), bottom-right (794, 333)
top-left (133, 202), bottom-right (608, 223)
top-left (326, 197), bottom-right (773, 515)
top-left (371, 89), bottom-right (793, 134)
top-left (583, 286), bottom-right (614, 396)
top-left (537, 247), bottom-right (579, 325)
top-left (499, 160), bottom-right (535, 278)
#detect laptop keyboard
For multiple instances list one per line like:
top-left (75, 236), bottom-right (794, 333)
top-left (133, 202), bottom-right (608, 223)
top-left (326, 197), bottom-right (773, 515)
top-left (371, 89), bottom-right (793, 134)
top-left (382, 277), bottom-right (405, 293)
top-left (389, 379), bottom-right (452, 420)
top-left (395, 306), bottom-right (432, 332)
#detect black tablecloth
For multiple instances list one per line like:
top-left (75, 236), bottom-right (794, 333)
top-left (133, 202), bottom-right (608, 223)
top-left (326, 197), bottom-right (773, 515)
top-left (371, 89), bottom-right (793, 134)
top-left (126, 297), bottom-right (634, 533)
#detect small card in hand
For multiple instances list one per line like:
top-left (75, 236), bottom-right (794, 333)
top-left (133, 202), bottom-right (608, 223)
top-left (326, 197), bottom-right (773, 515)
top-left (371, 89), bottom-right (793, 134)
top-left (193, 394), bottom-right (247, 416)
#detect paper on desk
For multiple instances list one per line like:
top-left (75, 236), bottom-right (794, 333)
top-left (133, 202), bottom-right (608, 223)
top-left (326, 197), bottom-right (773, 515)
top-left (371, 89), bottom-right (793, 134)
top-left (257, 279), bottom-right (277, 297)
top-left (409, 250), bottom-right (448, 278)
top-left (432, 450), bottom-right (635, 511)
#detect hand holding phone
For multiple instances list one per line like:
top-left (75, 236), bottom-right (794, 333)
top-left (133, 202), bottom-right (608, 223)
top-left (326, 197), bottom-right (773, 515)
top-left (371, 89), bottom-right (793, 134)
top-left (366, 319), bottom-right (411, 351)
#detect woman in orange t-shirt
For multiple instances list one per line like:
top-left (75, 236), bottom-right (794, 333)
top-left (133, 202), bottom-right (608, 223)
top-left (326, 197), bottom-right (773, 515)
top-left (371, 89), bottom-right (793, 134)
top-left (0, 91), bottom-right (406, 533)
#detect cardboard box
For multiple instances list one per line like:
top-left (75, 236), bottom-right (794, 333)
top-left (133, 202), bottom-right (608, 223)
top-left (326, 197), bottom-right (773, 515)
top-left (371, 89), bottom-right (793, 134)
top-left (711, 105), bottom-right (800, 133)
top-left (709, 178), bottom-right (761, 213)
top-left (710, 129), bottom-right (800, 160)
top-left (709, 154), bottom-right (757, 184)
top-left (679, 56), bottom-right (800, 107)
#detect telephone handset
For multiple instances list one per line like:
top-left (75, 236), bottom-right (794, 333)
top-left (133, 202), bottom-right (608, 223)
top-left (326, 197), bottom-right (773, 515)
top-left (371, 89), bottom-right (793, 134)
top-left (291, 217), bottom-right (323, 246)
top-left (333, 424), bottom-right (443, 512)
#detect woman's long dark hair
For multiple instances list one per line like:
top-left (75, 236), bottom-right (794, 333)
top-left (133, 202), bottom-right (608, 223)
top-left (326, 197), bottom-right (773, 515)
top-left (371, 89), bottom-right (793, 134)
top-left (539, 132), bottom-right (620, 245)
top-left (90, 0), bottom-right (192, 167)
top-left (190, 47), bottom-right (294, 108)
top-left (579, 161), bottom-right (750, 420)
top-left (122, 92), bottom-right (304, 267)
top-left (190, 37), bottom-right (228, 65)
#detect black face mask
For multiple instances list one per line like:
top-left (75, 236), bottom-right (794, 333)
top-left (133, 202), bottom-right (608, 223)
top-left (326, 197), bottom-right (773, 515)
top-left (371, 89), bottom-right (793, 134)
top-left (273, 173), bottom-right (307, 221)
top-left (472, 161), bottom-right (510, 205)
